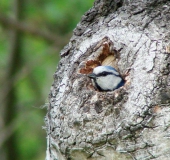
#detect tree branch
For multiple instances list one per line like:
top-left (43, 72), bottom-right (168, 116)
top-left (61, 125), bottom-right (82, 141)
top-left (0, 14), bottom-right (68, 45)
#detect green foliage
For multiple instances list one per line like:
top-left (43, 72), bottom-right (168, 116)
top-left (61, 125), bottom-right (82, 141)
top-left (0, 0), bottom-right (94, 159)
top-left (43, 0), bottom-right (94, 34)
top-left (0, 29), bottom-right (9, 79)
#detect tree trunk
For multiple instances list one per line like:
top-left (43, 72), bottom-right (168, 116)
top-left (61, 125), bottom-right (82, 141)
top-left (45, 0), bottom-right (170, 159)
top-left (1, 0), bottom-right (23, 159)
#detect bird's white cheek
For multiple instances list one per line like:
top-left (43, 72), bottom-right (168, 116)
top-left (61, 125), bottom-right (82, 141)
top-left (96, 78), bottom-right (106, 89)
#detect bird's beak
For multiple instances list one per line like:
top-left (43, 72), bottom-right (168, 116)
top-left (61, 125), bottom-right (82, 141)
top-left (88, 73), bottom-right (96, 79)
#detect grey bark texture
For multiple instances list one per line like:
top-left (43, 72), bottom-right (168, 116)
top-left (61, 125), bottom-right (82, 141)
top-left (45, 0), bottom-right (170, 159)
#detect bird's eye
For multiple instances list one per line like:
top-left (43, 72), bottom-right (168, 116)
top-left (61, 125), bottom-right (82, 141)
top-left (101, 72), bottom-right (107, 76)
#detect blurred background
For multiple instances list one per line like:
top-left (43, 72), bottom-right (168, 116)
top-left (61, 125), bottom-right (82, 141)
top-left (0, 0), bottom-right (93, 160)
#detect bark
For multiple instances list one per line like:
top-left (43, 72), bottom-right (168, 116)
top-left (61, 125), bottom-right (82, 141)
top-left (46, 0), bottom-right (170, 159)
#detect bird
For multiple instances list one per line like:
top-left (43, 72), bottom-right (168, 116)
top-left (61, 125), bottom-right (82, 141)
top-left (88, 66), bottom-right (125, 91)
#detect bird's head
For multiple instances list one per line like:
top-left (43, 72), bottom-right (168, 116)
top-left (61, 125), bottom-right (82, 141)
top-left (88, 66), bottom-right (124, 91)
